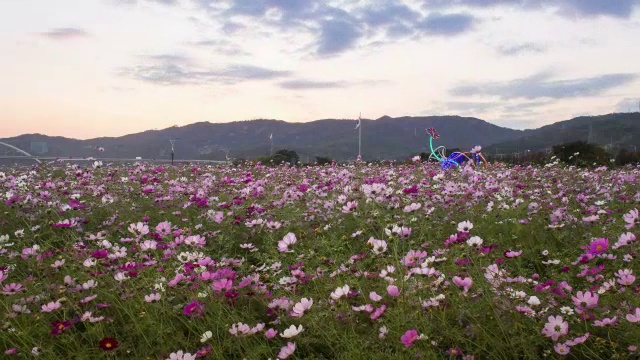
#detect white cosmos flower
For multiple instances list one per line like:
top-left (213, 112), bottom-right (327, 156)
top-left (281, 325), bottom-right (304, 338)
top-left (200, 331), bottom-right (213, 343)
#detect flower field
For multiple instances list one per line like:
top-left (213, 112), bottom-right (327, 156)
top-left (1, 160), bottom-right (639, 359)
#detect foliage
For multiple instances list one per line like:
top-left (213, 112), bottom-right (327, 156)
top-left (616, 148), bottom-right (640, 166)
top-left (258, 150), bottom-right (300, 166)
top-left (315, 156), bottom-right (333, 165)
top-left (552, 141), bottom-right (610, 167)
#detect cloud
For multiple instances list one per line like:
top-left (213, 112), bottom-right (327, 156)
top-left (615, 98), bottom-right (640, 112)
top-left (557, 0), bottom-right (636, 18)
top-left (190, 39), bottom-right (251, 56)
top-left (450, 72), bottom-right (638, 99)
top-left (316, 18), bottom-right (363, 55)
top-left (361, 2), bottom-right (421, 27)
top-left (195, 1), bottom-right (475, 57)
top-left (120, 54), bottom-right (291, 85)
top-left (416, 12), bottom-right (475, 35)
top-left (497, 42), bottom-right (546, 56)
top-left (278, 79), bottom-right (348, 90)
top-left (115, 0), bottom-right (178, 5)
top-left (38, 28), bottom-right (88, 40)
top-left (429, 98), bottom-right (550, 116)
top-left (278, 78), bottom-right (388, 90)
top-left (421, 0), bottom-right (639, 18)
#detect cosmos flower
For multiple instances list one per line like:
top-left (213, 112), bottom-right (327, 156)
top-left (99, 337), bottom-right (119, 351)
top-left (541, 315), bottom-right (568, 341)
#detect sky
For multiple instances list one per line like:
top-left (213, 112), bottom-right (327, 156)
top-left (2, 0), bottom-right (640, 139)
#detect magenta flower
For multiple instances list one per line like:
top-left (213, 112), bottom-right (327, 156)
top-left (370, 305), bottom-right (386, 320)
top-left (183, 300), bottom-right (204, 317)
top-left (401, 329), bottom-right (419, 347)
top-left (387, 285), bottom-right (400, 297)
top-left (91, 249), bottom-right (108, 259)
top-left (587, 238), bottom-right (608, 255)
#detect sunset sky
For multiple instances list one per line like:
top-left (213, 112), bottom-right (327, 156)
top-left (2, 0), bottom-right (640, 139)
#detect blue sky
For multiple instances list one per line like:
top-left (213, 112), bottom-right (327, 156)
top-left (1, 0), bottom-right (640, 138)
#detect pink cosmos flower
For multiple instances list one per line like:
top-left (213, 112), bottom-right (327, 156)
top-left (565, 333), bottom-right (590, 346)
top-left (616, 269), bottom-right (636, 286)
top-left (572, 291), bottom-right (599, 309)
top-left (80, 294), bottom-right (98, 304)
top-left (541, 315), bottom-right (568, 341)
top-left (554, 343), bottom-right (570, 356)
top-left (402, 250), bottom-right (427, 266)
top-left (265, 328), bottom-right (278, 339)
top-left (623, 208), bottom-right (638, 229)
top-left (387, 285), bottom-right (400, 297)
top-left (2, 283), bottom-right (25, 295)
top-left (504, 250), bottom-right (523, 258)
top-left (626, 308), bottom-right (640, 323)
top-left (291, 298), bottom-right (313, 318)
top-left (453, 276), bottom-right (473, 293)
top-left (144, 293), bottom-right (161, 303)
top-left (277, 342), bottom-right (296, 359)
top-left (369, 292), bottom-right (382, 302)
top-left (212, 278), bottom-right (233, 293)
top-left (278, 233), bottom-right (297, 252)
top-left (594, 316), bottom-right (617, 327)
top-left (167, 350), bottom-right (196, 360)
top-left (41, 300), bottom-right (62, 312)
top-left (582, 215), bottom-right (600, 223)
top-left (401, 329), bottom-right (419, 347)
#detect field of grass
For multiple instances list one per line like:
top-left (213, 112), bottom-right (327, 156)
top-left (1, 159), bottom-right (639, 359)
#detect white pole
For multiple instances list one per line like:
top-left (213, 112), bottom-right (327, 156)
top-left (358, 113), bottom-right (362, 160)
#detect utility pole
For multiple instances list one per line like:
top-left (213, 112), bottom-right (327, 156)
top-left (270, 133), bottom-right (273, 156)
top-left (169, 138), bottom-right (178, 165)
top-left (358, 113), bottom-right (362, 161)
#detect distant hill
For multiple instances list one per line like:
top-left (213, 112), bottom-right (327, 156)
top-left (0, 116), bottom-right (525, 162)
top-left (2, 113), bottom-right (638, 162)
top-left (484, 113), bottom-right (640, 155)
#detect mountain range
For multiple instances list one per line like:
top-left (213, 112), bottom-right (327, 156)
top-left (1, 113), bottom-right (639, 162)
